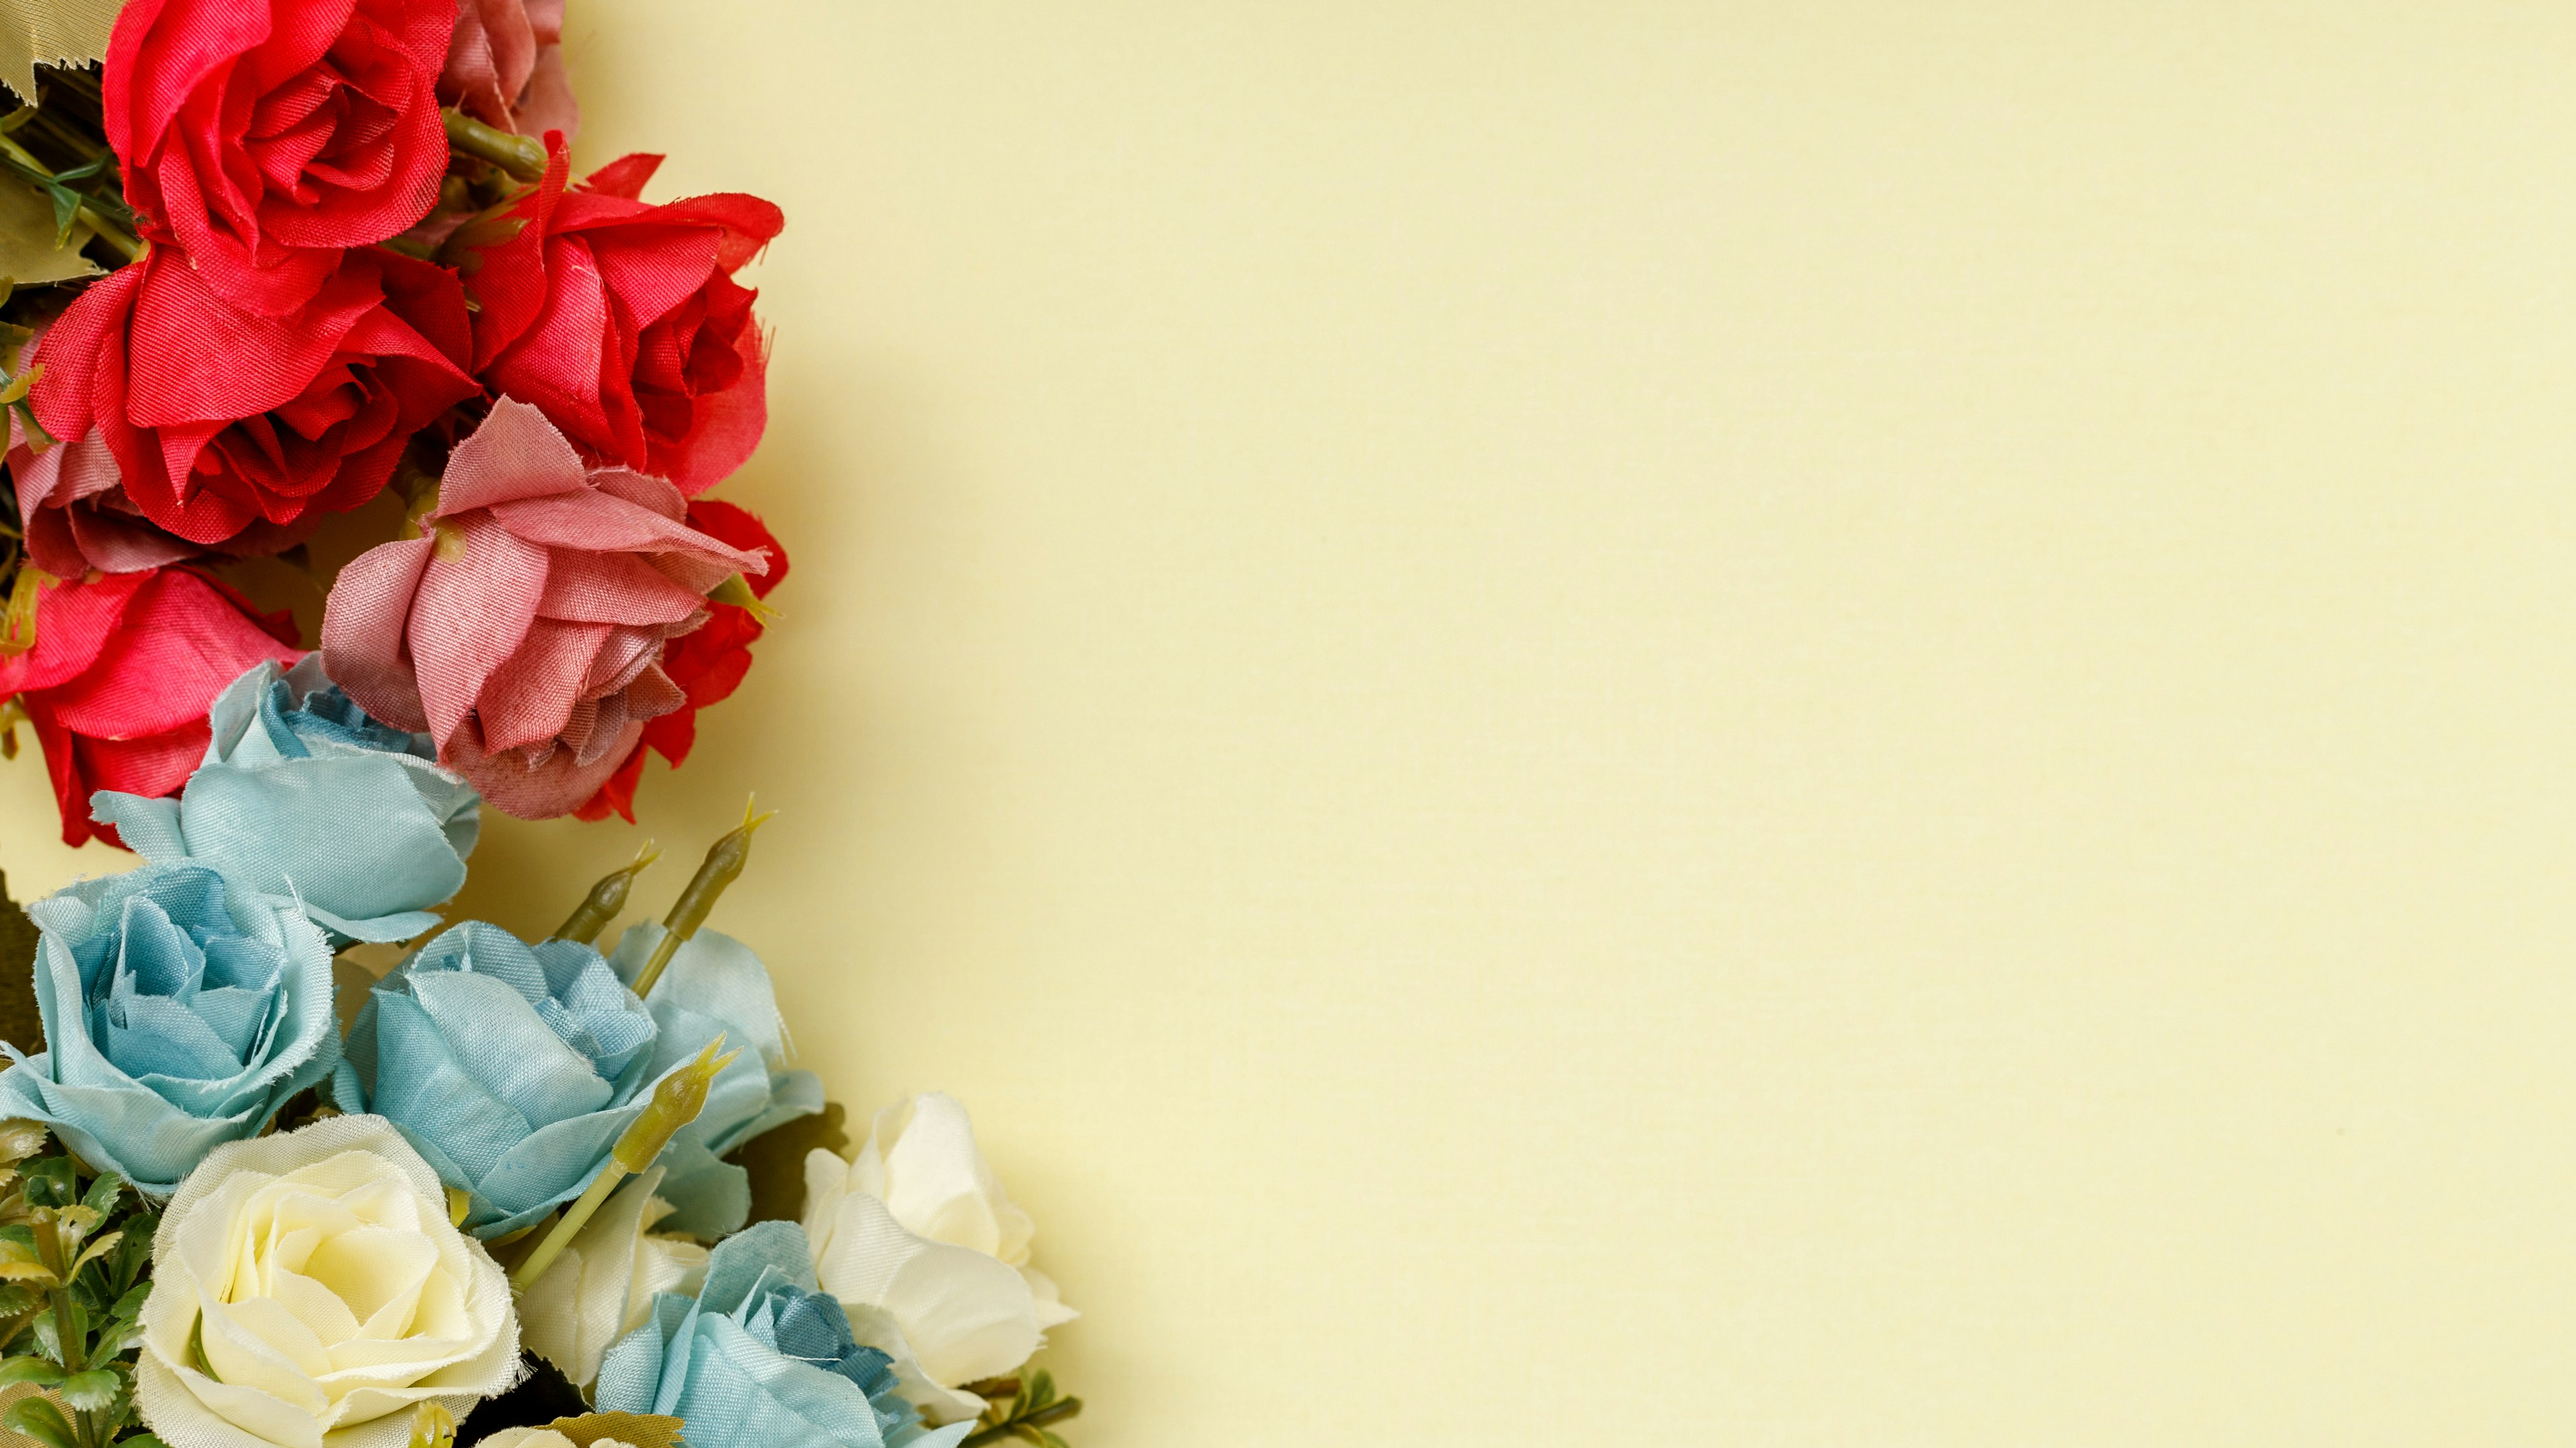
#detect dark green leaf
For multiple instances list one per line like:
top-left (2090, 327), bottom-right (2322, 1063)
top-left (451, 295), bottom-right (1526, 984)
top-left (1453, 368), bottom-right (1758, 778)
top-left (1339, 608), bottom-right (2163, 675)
top-left (22, 1157), bottom-right (72, 1208)
top-left (0, 872), bottom-right (37, 1055)
top-left (729, 1100), bottom-right (847, 1225)
top-left (3, 1394), bottom-right (73, 1448)
top-left (1026, 1369), bottom-right (1055, 1410)
top-left (119, 1435), bottom-right (167, 1448)
top-left (106, 1282), bottom-right (146, 1325)
top-left (58, 1366), bottom-right (117, 1410)
top-left (0, 1356), bottom-right (61, 1388)
top-left (79, 1172), bottom-right (121, 1218)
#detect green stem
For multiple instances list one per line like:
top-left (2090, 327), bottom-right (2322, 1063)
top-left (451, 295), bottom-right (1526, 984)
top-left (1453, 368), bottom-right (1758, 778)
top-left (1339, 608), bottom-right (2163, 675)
top-left (441, 109), bottom-right (545, 181)
top-left (509, 1164), bottom-right (625, 1290)
top-left (0, 136), bottom-right (137, 260)
top-left (962, 1399), bottom-right (1082, 1447)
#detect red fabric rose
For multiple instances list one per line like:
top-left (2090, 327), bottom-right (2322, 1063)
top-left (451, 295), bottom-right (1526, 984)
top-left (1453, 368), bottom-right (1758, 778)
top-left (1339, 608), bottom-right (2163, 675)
top-left (440, 0), bottom-right (577, 140)
top-left (320, 398), bottom-right (767, 819)
top-left (576, 497), bottom-right (785, 821)
top-left (31, 246), bottom-right (477, 552)
top-left (104, 0), bottom-right (455, 317)
top-left (450, 144), bottom-right (782, 495)
top-left (0, 568), bottom-right (301, 847)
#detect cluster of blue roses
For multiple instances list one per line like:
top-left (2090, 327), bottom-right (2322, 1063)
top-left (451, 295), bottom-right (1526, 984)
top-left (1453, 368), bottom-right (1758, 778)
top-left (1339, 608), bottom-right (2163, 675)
top-left (0, 658), bottom-right (993, 1448)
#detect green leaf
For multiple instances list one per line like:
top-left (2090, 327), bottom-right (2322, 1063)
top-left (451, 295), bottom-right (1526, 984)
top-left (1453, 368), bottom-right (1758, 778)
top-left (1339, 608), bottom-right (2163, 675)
top-left (58, 1366), bottom-right (117, 1410)
top-left (3, 1394), bottom-right (73, 1448)
top-left (0, 874), bottom-right (39, 1056)
top-left (105, 1282), bottom-right (146, 1325)
top-left (1026, 1369), bottom-right (1055, 1410)
top-left (539, 1413), bottom-right (686, 1448)
top-left (119, 1435), bottom-right (167, 1448)
top-left (68, 1228), bottom-right (121, 1280)
top-left (729, 1100), bottom-right (848, 1225)
top-left (79, 1172), bottom-right (121, 1219)
top-left (22, 1157), bottom-right (72, 1208)
top-left (1039, 1433), bottom-right (1071, 1448)
top-left (0, 1355), bottom-right (62, 1388)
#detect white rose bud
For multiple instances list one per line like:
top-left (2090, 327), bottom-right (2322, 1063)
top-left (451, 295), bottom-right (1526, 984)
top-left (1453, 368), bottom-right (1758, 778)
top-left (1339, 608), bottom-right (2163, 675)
top-left (133, 1115), bottom-right (521, 1448)
top-left (802, 1093), bottom-right (1076, 1425)
top-left (517, 1166), bottom-right (710, 1387)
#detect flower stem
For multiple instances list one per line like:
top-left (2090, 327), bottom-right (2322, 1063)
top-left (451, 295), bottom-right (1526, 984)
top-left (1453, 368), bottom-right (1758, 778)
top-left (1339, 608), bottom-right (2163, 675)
top-left (0, 136), bottom-right (136, 261)
top-left (510, 1164), bottom-right (624, 1290)
top-left (441, 109), bottom-right (545, 181)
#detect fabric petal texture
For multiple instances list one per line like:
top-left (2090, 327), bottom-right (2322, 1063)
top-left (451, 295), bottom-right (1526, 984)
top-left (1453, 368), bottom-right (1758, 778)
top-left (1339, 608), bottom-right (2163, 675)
top-left (333, 919), bottom-right (672, 1237)
top-left (517, 1163), bottom-right (710, 1388)
top-left (92, 656), bottom-right (482, 943)
top-left (320, 397), bottom-right (766, 819)
top-left (593, 1221), bottom-right (970, 1448)
top-left (605, 922), bottom-right (820, 1237)
top-left (0, 863), bottom-right (340, 1194)
top-left (131, 1115), bottom-right (520, 1448)
top-left (0, 567), bottom-right (303, 847)
top-left (801, 1094), bottom-right (1075, 1423)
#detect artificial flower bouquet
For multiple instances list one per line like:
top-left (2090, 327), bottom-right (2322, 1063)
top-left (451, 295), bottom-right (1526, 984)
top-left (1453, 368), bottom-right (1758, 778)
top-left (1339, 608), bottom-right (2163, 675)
top-left (0, 3), bottom-right (1086, 1448)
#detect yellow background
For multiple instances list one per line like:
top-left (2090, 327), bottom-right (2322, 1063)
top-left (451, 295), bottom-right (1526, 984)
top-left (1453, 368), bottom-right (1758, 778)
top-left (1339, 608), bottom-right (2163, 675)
top-left (6, 3), bottom-right (2575, 1442)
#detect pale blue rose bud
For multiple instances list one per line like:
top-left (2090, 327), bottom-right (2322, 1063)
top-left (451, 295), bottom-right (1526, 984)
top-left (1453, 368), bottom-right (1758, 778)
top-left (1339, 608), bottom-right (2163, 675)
top-left (91, 656), bottom-right (481, 944)
top-left (0, 864), bottom-right (341, 1194)
top-left (594, 1221), bottom-right (970, 1448)
top-left (333, 920), bottom-right (669, 1238)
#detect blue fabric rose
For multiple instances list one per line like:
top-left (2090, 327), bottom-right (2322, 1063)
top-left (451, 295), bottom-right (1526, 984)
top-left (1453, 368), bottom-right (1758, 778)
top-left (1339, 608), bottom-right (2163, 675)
top-left (595, 1221), bottom-right (970, 1448)
top-left (608, 923), bottom-right (822, 1237)
top-left (332, 921), bottom-right (666, 1238)
top-left (0, 864), bottom-right (340, 1194)
top-left (91, 656), bottom-right (481, 943)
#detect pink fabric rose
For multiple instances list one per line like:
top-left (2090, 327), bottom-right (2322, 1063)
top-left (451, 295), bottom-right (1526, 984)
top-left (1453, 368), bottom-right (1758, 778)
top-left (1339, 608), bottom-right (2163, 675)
top-left (319, 396), bottom-right (765, 817)
top-left (439, 0), bottom-right (577, 139)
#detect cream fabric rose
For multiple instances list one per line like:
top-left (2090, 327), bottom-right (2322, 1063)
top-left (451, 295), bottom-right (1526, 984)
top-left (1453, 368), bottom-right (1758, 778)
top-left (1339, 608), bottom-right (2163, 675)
top-left (517, 1166), bottom-right (710, 1388)
top-left (802, 1094), bottom-right (1077, 1425)
top-left (133, 1115), bottom-right (521, 1448)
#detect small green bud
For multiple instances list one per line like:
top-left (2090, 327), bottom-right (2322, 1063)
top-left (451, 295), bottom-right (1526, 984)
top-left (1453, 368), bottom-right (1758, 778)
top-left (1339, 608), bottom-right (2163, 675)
top-left (553, 841), bottom-right (661, 945)
top-left (407, 1401), bottom-right (456, 1448)
top-left (612, 1037), bottom-right (738, 1174)
top-left (629, 798), bottom-right (773, 999)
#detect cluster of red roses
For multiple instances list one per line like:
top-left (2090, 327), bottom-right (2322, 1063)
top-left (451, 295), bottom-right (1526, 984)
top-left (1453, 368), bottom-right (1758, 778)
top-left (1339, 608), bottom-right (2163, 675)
top-left (0, 0), bottom-right (788, 843)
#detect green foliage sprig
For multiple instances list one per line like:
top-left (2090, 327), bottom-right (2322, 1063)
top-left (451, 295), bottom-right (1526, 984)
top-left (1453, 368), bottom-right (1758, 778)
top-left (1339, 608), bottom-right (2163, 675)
top-left (959, 1367), bottom-right (1081, 1448)
top-left (0, 1124), bottom-right (162, 1448)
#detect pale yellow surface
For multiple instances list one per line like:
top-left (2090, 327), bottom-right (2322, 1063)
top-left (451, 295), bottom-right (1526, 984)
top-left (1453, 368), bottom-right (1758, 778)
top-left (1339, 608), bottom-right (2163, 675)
top-left (7, 3), bottom-right (2576, 1443)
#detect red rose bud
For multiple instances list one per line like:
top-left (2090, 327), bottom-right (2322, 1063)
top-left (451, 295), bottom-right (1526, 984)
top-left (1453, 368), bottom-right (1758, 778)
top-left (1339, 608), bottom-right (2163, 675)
top-left (31, 247), bottom-right (478, 554)
top-left (447, 140), bottom-right (784, 495)
top-left (103, 0), bottom-right (455, 317)
top-left (0, 568), bottom-right (301, 847)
